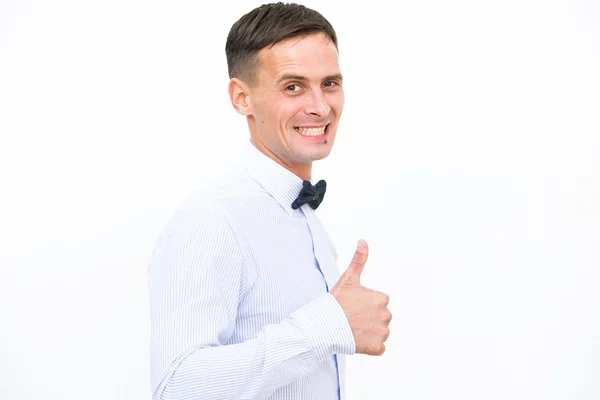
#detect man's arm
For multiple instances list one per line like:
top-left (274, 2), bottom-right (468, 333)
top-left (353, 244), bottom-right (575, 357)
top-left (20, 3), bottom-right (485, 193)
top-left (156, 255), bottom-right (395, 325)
top-left (147, 203), bottom-right (355, 400)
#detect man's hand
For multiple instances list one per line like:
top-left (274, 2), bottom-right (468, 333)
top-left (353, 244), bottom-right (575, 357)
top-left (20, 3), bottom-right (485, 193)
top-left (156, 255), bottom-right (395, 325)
top-left (330, 239), bottom-right (392, 356)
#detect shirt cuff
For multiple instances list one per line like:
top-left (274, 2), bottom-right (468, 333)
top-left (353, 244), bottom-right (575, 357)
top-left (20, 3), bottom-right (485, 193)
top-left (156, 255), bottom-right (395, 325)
top-left (291, 293), bottom-right (356, 363)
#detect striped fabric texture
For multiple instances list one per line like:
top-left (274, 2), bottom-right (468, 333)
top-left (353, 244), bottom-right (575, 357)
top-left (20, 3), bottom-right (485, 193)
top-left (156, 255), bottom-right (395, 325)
top-left (147, 140), bottom-right (356, 399)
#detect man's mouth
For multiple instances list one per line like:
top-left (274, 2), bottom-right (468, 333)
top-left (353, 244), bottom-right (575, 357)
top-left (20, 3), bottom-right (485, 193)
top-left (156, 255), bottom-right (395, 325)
top-left (294, 124), bottom-right (330, 138)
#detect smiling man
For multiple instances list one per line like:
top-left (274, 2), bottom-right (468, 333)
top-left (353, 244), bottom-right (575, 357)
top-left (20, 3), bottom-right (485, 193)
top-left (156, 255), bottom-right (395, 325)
top-left (147, 3), bottom-right (392, 400)
top-left (227, 20), bottom-right (344, 180)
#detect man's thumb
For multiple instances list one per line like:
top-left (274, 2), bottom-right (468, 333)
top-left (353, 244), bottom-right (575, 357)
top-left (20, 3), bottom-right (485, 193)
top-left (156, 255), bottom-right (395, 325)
top-left (343, 239), bottom-right (368, 284)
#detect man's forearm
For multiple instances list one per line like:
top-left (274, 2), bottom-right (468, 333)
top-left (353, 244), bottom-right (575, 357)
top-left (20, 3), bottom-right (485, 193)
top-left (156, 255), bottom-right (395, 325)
top-left (153, 293), bottom-right (355, 400)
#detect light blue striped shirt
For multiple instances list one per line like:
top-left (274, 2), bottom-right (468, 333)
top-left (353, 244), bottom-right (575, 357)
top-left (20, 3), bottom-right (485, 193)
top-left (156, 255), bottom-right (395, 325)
top-left (147, 140), bottom-right (356, 399)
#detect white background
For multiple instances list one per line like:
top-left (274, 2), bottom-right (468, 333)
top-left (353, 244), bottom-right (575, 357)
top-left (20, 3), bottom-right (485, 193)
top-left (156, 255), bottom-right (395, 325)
top-left (1, 0), bottom-right (599, 399)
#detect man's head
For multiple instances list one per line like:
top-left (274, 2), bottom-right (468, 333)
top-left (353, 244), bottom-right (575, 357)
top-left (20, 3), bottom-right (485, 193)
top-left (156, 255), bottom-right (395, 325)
top-left (226, 3), bottom-right (344, 180)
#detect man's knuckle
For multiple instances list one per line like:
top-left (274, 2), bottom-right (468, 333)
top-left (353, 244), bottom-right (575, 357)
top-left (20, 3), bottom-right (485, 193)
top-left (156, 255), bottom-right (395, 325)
top-left (381, 326), bottom-right (390, 337)
top-left (378, 293), bottom-right (389, 306)
top-left (384, 310), bottom-right (393, 323)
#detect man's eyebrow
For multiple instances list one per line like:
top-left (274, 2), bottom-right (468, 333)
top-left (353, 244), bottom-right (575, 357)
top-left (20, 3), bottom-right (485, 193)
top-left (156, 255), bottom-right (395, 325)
top-left (276, 73), bottom-right (344, 84)
top-left (324, 73), bottom-right (343, 82)
top-left (277, 74), bottom-right (306, 84)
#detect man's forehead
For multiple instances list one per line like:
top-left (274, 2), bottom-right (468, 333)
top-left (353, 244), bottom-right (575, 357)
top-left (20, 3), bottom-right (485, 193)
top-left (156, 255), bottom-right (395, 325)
top-left (256, 34), bottom-right (340, 81)
top-left (268, 32), bottom-right (335, 53)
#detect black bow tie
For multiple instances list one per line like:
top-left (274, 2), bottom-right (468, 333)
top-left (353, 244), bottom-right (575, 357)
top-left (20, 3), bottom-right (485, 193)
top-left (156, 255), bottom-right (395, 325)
top-left (291, 179), bottom-right (327, 210)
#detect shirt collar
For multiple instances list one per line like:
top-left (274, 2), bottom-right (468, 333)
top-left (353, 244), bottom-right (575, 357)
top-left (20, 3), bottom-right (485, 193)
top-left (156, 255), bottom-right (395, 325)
top-left (238, 140), bottom-right (309, 216)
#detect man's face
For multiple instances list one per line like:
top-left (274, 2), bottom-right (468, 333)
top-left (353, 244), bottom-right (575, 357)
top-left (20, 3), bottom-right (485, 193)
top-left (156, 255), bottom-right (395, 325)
top-left (247, 33), bottom-right (344, 170)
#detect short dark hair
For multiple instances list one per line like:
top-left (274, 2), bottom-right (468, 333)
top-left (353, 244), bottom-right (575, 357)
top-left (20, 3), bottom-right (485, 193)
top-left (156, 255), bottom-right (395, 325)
top-left (225, 2), bottom-right (338, 85)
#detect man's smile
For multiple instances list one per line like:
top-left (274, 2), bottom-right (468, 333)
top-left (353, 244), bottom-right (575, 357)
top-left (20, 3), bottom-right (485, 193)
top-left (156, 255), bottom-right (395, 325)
top-left (294, 123), bottom-right (330, 139)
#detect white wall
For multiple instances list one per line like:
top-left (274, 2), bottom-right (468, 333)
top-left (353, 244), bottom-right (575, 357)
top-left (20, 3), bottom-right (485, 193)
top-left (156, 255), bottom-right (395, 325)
top-left (1, 0), bottom-right (599, 399)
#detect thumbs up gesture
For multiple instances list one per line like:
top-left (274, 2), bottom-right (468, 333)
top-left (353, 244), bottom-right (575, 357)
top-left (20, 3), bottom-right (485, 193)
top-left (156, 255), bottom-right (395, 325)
top-left (330, 239), bottom-right (392, 356)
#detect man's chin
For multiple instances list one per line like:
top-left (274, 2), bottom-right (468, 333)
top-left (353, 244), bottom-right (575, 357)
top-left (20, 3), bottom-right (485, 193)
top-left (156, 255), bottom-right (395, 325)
top-left (300, 147), bottom-right (332, 162)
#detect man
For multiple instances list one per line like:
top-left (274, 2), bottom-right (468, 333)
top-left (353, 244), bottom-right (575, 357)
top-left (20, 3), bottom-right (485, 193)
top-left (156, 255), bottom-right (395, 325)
top-left (147, 3), bottom-right (392, 399)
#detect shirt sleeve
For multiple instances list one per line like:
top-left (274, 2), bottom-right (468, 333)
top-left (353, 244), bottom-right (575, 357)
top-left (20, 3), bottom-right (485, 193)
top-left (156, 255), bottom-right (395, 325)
top-left (147, 202), bottom-right (356, 400)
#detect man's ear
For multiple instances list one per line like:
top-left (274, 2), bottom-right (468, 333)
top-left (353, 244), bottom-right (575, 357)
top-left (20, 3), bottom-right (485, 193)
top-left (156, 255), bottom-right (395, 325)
top-left (228, 78), bottom-right (253, 116)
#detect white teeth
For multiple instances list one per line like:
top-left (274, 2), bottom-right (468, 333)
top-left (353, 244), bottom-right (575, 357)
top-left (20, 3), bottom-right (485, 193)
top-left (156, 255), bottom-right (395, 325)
top-left (296, 126), bottom-right (326, 136)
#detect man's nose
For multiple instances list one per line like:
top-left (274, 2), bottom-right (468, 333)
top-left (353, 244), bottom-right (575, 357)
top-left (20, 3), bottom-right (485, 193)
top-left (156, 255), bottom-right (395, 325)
top-left (305, 90), bottom-right (330, 118)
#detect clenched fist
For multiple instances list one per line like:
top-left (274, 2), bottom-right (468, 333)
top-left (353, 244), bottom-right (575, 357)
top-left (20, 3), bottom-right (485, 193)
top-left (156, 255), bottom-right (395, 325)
top-left (330, 239), bottom-right (392, 356)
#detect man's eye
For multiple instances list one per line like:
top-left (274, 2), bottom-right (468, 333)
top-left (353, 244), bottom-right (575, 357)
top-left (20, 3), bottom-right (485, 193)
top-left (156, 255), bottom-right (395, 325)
top-left (323, 81), bottom-right (337, 87)
top-left (285, 84), bottom-right (300, 92)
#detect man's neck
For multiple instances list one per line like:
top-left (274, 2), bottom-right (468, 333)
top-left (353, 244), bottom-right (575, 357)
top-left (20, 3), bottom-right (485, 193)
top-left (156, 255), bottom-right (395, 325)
top-left (250, 140), bottom-right (312, 181)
